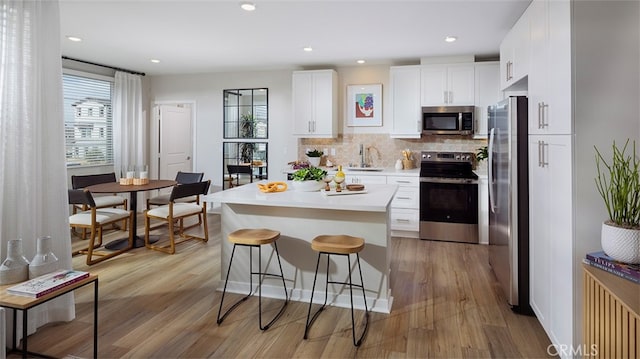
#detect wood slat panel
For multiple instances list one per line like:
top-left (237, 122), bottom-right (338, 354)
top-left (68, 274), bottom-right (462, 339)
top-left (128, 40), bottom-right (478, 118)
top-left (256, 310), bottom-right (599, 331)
top-left (583, 265), bottom-right (640, 358)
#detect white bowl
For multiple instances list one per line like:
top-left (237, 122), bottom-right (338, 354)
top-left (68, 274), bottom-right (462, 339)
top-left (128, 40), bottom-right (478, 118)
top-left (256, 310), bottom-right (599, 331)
top-left (291, 180), bottom-right (324, 192)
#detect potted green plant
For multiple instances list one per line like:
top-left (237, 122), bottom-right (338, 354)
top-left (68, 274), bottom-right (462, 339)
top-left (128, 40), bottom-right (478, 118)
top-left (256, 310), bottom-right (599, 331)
top-left (476, 146), bottom-right (488, 162)
top-left (291, 166), bottom-right (327, 191)
top-left (306, 148), bottom-right (323, 167)
top-left (594, 139), bottom-right (640, 264)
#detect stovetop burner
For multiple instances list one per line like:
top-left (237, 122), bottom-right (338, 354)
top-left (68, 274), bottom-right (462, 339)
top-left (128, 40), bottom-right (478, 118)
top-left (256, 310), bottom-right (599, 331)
top-left (419, 151), bottom-right (477, 179)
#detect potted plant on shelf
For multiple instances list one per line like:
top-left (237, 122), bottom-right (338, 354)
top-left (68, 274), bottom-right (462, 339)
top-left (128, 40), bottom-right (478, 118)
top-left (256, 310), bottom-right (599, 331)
top-left (291, 166), bottom-right (327, 192)
top-left (306, 148), bottom-right (323, 167)
top-left (594, 139), bottom-right (640, 264)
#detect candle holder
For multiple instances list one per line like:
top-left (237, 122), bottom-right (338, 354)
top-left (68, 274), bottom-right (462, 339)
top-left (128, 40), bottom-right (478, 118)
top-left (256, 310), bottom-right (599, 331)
top-left (333, 175), bottom-right (345, 193)
top-left (322, 175), bottom-right (334, 191)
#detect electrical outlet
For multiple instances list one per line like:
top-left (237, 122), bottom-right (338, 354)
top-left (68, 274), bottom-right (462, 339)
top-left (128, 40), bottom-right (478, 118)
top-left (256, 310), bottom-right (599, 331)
top-left (331, 148), bottom-right (336, 156)
top-left (323, 148), bottom-right (329, 156)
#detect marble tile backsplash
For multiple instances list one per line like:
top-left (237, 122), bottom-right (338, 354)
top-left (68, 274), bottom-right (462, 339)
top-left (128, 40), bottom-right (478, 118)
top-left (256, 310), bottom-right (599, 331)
top-left (299, 134), bottom-right (487, 169)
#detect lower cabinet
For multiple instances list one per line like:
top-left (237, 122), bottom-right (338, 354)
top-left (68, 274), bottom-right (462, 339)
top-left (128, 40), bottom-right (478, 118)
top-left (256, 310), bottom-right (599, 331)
top-left (528, 134), bottom-right (574, 349)
top-left (388, 176), bottom-right (419, 237)
top-left (477, 175), bottom-right (489, 244)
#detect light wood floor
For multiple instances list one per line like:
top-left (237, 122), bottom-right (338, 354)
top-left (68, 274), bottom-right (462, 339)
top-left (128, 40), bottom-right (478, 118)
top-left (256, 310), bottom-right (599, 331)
top-left (21, 213), bottom-right (553, 358)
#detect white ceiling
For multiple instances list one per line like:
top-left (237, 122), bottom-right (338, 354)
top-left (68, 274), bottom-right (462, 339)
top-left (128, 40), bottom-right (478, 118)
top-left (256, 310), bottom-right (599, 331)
top-left (59, 0), bottom-right (531, 76)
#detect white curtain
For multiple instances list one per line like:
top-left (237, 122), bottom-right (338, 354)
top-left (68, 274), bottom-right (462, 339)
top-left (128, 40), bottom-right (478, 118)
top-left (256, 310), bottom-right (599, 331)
top-left (0, 0), bottom-right (75, 342)
top-left (113, 71), bottom-right (146, 178)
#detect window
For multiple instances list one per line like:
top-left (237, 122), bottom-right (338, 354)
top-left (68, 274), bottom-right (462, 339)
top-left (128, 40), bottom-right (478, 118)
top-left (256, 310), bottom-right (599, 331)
top-left (63, 72), bottom-right (113, 167)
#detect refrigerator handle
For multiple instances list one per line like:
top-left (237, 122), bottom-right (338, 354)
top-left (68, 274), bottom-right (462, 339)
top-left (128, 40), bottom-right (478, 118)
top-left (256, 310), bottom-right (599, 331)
top-left (488, 127), bottom-right (497, 213)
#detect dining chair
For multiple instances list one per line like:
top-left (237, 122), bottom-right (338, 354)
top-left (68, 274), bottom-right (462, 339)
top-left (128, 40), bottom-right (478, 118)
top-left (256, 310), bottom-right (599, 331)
top-left (68, 189), bottom-right (133, 265)
top-left (146, 171), bottom-right (205, 227)
top-left (71, 172), bottom-right (128, 239)
top-left (144, 180), bottom-right (211, 254)
top-left (226, 164), bottom-right (253, 188)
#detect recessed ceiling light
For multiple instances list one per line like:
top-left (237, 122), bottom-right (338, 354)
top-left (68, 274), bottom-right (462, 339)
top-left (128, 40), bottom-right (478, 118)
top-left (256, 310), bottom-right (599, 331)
top-left (66, 36), bottom-right (82, 42)
top-left (150, 59), bottom-right (161, 63)
top-left (357, 59), bottom-right (366, 64)
top-left (303, 47), bottom-right (313, 52)
top-left (445, 36), bottom-right (457, 43)
top-left (240, 2), bottom-right (256, 11)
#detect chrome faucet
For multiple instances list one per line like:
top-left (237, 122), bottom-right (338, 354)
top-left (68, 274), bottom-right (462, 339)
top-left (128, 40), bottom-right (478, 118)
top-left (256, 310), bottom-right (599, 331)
top-left (359, 144), bottom-right (368, 167)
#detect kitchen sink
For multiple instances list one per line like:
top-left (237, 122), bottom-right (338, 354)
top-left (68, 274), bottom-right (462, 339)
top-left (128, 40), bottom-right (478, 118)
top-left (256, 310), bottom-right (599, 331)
top-left (345, 167), bottom-right (385, 172)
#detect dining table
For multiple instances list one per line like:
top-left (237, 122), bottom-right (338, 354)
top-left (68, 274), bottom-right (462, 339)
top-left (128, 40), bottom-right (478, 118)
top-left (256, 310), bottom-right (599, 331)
top-left (86, 179), bottom-right (177, 249)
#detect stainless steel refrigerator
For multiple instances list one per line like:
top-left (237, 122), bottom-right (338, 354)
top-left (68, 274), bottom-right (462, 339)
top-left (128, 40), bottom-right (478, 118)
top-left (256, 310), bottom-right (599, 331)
top-left (487, 96), bottom-right (532, 314)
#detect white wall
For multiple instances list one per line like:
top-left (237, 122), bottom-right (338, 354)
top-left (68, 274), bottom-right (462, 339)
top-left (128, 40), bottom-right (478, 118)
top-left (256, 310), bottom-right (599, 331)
top-left (148, 70), bottom-right (297, 187)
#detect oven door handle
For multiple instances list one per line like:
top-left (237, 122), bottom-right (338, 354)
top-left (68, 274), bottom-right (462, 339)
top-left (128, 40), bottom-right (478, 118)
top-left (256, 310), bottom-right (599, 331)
top-left (488, 127), bottom-right (497, 214)
top-left (419, 177), bottom-right (478, 184)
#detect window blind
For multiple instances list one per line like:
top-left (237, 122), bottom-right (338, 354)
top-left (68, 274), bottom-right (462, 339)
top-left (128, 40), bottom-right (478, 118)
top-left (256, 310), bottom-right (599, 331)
top-left (62, 73), bottom-right (113, 167)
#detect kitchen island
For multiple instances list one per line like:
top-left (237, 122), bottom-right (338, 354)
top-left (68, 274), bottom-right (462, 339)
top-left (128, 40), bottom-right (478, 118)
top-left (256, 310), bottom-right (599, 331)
top-left (204, 181), bottom-right (398, 313)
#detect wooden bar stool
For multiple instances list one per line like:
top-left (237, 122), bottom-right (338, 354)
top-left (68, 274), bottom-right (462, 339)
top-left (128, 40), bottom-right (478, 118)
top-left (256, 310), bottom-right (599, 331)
top-left (304, 234), bottom-right (370, 346)
top-left (217, 228), bottom-right (288, 330)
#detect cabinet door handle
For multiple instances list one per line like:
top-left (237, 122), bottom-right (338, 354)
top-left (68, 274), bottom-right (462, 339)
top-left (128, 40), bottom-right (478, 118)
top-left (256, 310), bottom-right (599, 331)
top-left (541, 102), bottom-right (549, 128)
top-left (537, 140), bottom-right (543, 167)
top-left (443, 91), bottom-right (448, 104)
top-left (395, 180), bottom-right (411, 184)
top-left (308, 121), bottom-right (311, 133)
top-left (448, 91), bottom-right (453, 104)
top-left (538, 103), bottom-right (543, 129)
top-left (396, 219), bottom-right (411, 223)
top-left (538, 140), bottom-right (549, 168)
top-left (396, 196), bottom-right (412, 200)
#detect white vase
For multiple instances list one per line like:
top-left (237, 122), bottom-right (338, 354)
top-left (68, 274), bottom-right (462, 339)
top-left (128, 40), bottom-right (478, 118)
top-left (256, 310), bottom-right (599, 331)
top-left (307, 156), bottom-right (321, 167)
top-left (29, 236), bottom-right (59, 279)
top-left (601, 221), bottom-right (640, 264)
top-left (0, 239), bottom-right (30, 285)
top-left (395, 159), bottom-right (403, 170)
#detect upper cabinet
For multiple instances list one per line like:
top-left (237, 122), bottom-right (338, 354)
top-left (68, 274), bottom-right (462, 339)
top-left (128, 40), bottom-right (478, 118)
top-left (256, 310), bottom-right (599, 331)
top-left (527, 0), bottom-right (572, 135)
top-left (500, 6), bottom-right (531, 90)
top-left (292, 69), bottom-right (338, 138)
top-left (473, 62), bottom-right (501, 139)
top-left (389, 66), bottom-right (422, 138)
top-left (421, 64), bottom-right (475, 106)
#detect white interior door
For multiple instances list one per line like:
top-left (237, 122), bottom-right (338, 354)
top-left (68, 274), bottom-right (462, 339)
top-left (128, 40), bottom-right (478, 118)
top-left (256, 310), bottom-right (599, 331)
top-left (158, 104), bottom-right (192, 180)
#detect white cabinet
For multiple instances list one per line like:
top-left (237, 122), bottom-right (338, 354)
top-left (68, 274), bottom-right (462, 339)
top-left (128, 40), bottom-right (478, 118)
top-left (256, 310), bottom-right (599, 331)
top-left (389, 66), bottom-right (421, 138)
top-left (292, 70), bottom-right (338, 138)
top-left (387, 176), bottom-right (419, 236)
top-left (528, 134), bottom-right (573, 349)
top-left (500, 6), bottom-right (531, 90)
top-left (528, 0), bottom-right (572, 135)
top-left (477, 175), bottom-right (489, 244)
top-left (421, 64), bottom-right (475, 106)
top-left (473, 62), bottom-right (501, 139)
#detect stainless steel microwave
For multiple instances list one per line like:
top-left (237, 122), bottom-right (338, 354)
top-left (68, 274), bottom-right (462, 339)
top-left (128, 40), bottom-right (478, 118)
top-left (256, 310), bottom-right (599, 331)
top-left (422, 106), bottom-right (474, 135)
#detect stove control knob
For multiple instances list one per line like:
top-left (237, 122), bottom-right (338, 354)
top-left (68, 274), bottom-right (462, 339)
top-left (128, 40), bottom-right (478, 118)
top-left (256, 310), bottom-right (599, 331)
top-left (465, 155), bottom-right (471, 161)
top-left (456, 155), bottom-right (461, 160)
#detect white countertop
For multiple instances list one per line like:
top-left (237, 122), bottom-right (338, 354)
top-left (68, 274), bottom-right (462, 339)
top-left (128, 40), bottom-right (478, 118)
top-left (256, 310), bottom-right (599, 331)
top-left (203, 181), bottom-right (398, 212)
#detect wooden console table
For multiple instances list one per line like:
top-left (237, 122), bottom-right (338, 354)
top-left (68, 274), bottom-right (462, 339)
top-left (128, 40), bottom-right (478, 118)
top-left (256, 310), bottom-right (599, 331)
top-left (0, 274), bottom-right (98, 358)
top-left (583, 263), bottom-right (639, 358)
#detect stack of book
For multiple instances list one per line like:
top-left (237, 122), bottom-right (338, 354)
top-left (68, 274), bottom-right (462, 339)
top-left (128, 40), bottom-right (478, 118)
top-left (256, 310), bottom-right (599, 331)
top-left (583, 251), bottom-right (640, 284)
top-left (6, 269), bottom-right (89, 298)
